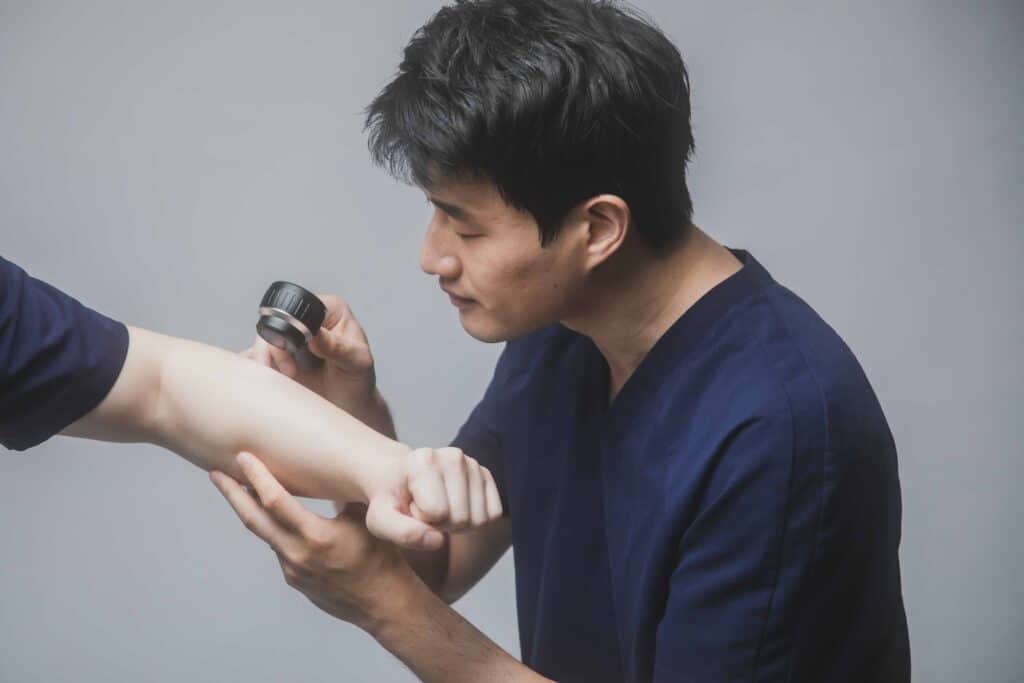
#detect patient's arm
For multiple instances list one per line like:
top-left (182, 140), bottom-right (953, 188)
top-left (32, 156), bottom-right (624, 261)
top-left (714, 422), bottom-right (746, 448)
top-left (62, 327), bottom-right (501, 549)
top-left (64, 326), bottom-right (406, 501)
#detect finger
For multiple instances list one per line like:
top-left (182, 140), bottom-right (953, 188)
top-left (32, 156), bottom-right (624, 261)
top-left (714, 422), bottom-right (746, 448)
top-left (405, 449), bottom-right (450, 524)
top-left (235, 452), bottom-right (320, 537)
top-left (307, 328), bottom-right (347, 363)
top-left (365, 495), bottom-right (445, 551)
top-left (440, 452), bottom-right (470, 529)
top-left (466, 460), bottom-right (487, 528)
top-left (251, 338), bottom-right (275, 368)
top-left (482, 467), bottom-right (503, 520)
top-left (267, 345), bottom-right (298, 378)
top-left (309, 327), bottom-right (372, 371)
top-left (317, 294), bottom-right (352, 330)
top-left (409, 501), bottom-right (430, 523)
top-left (210, 470), bottom-right (293, 551)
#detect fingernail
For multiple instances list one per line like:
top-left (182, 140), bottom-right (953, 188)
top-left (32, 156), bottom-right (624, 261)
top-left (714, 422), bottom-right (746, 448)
top-left (422, 530), bottom-right (443, 549)
top-left (209, 471), bottom-right (223, 486)
top-left (236, 452), bottom-right (252, 467)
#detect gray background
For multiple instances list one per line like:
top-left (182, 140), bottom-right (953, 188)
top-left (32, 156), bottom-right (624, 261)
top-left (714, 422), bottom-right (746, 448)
top-left (1, 1), bottom-right (1021, 681)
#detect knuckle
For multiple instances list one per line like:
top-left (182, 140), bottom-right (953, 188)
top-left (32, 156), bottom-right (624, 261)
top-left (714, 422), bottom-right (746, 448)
top-left (423, 502), bottom-right (449, 520)
top-left (438, 448), bottom-right (466, 470)
top-left (305, 528), bottom-right (331, 552)
top-left (449, 509), bottom-right (469, 525)
top-left (285, 548), bottom-right (310, 568)
top-left (412, 447), bottom-right (436, 466)
top-left (407, 492), bottom-right (441, 517)
top-left (339, 301), bottom-right (353, 317)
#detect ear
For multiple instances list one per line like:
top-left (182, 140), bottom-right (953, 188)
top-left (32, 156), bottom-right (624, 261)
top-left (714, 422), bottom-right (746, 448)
top-left (579, 194), bottom-right (630, 270)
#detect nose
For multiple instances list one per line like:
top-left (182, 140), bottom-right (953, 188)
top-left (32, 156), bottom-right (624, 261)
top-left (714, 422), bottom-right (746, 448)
top-left (419, 217), bottom-right (461, 279)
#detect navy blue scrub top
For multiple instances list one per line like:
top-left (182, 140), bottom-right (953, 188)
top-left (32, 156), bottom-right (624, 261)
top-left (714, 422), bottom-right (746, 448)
top-left (452, 250), bottom-right (910, 682)
top-left (1, 257), bottom-right (129, 450)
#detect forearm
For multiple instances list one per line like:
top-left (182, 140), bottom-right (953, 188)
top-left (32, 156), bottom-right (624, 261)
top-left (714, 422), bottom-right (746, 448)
top-left (153, 329), bottom-right (411, 500)
top-left (368, 568), bottom-right (551, 683)
top-left (348, 387), bottom-right (398, 440)
top-left (70, 327), bottom-right (408, 501)
top-left (402, 517), bottom-right (512, 604)
top-left (400, 541), bottom-right (450, 600)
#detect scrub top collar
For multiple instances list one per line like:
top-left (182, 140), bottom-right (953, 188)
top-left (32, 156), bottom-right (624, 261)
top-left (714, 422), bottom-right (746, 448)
top-left (582, 249), bottom-right (775, 431)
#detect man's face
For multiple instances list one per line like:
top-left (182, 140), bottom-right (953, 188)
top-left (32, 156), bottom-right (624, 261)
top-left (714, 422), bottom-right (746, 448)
top-left (419, 176), bottom-right (586, 343)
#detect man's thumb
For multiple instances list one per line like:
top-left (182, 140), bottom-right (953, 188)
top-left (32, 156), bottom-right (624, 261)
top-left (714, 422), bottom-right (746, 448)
top-left (308, 329), bottom-right (349, 363)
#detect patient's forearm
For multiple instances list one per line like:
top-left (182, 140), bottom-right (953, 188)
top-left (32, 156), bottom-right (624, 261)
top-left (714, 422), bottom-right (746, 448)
top-left (66, 327), bottom-right (408, 501)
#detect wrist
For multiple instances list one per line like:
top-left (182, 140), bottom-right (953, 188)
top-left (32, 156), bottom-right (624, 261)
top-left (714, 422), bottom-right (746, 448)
top-left (350, 439), bottom-right (410, 503)
top-left (364, 562), bottom-right (436, 639)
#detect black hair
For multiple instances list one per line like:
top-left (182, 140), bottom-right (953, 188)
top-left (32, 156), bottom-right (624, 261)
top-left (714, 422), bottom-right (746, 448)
top-left (365, 0), bottom-right (695, 249)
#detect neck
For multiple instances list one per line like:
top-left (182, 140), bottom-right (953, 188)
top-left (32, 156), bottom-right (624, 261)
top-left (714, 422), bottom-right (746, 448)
top-left (562, 225), bottom-right (742, 402)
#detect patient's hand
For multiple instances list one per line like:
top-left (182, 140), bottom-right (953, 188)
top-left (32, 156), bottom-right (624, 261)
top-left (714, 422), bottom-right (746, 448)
top-left (223, 446), bottom-right (503, 551)
top-left (243, 294), bottom-right (393, 434)
top-left (355, 445), bottom-right (503, 549)
top-left (378, 446), bottom-right (504, 538)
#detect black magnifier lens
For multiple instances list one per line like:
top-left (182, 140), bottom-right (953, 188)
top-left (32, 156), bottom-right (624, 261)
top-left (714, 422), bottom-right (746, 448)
top-left (256, 281), bottom-right (327, 372)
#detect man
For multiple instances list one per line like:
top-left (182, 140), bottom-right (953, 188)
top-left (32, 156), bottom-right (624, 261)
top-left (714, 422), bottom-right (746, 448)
top-left (217, 1), bottom-right (911, 681)
top-left (0, 254), bottom-right (502, 549)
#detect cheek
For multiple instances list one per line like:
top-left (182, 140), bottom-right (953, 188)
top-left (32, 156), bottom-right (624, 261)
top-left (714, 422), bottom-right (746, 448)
top-left (493, 253), bottom-right (572, 319)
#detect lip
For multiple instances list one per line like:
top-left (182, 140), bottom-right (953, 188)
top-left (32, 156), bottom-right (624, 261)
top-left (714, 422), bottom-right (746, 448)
top-left (442, 288), bottom-right (476, 309)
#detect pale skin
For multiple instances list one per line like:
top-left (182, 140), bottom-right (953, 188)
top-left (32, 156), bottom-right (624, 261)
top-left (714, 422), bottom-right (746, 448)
top-left (62, 325), bottom-right (502, 550)
top-left (220, 174), bottom-right (743, 680)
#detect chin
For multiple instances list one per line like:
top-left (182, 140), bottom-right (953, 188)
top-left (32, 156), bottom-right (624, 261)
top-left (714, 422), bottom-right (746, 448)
top-left (459, 317), bottom-right (512, 344)
top-left (458, 309), bottom-right (552, 344)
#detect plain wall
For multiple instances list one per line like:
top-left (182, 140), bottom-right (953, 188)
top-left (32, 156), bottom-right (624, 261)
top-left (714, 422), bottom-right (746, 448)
top-left (1, 1), bottom-right (1021, 681)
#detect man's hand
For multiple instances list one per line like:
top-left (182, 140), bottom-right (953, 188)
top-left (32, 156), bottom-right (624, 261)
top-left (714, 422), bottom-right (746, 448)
top-left (242, 294), bottom-right (393, 434)
top-left (212, 453), bottom-right (548, 683)
top-left (210, 454), bottom-right (413, 630)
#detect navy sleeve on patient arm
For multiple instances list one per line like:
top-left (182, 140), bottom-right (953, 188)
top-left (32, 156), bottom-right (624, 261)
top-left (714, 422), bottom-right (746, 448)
top-left (0, 257), bottom-right (129, 451)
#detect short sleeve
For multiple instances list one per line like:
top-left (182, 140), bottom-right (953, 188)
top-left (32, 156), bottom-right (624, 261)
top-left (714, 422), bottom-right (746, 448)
top-left (450, 344), bottom-right (517, 517)
top-left (652, 413), bottom-right (803, 682)
top-left (0, 256), bottom-right (130, 451)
